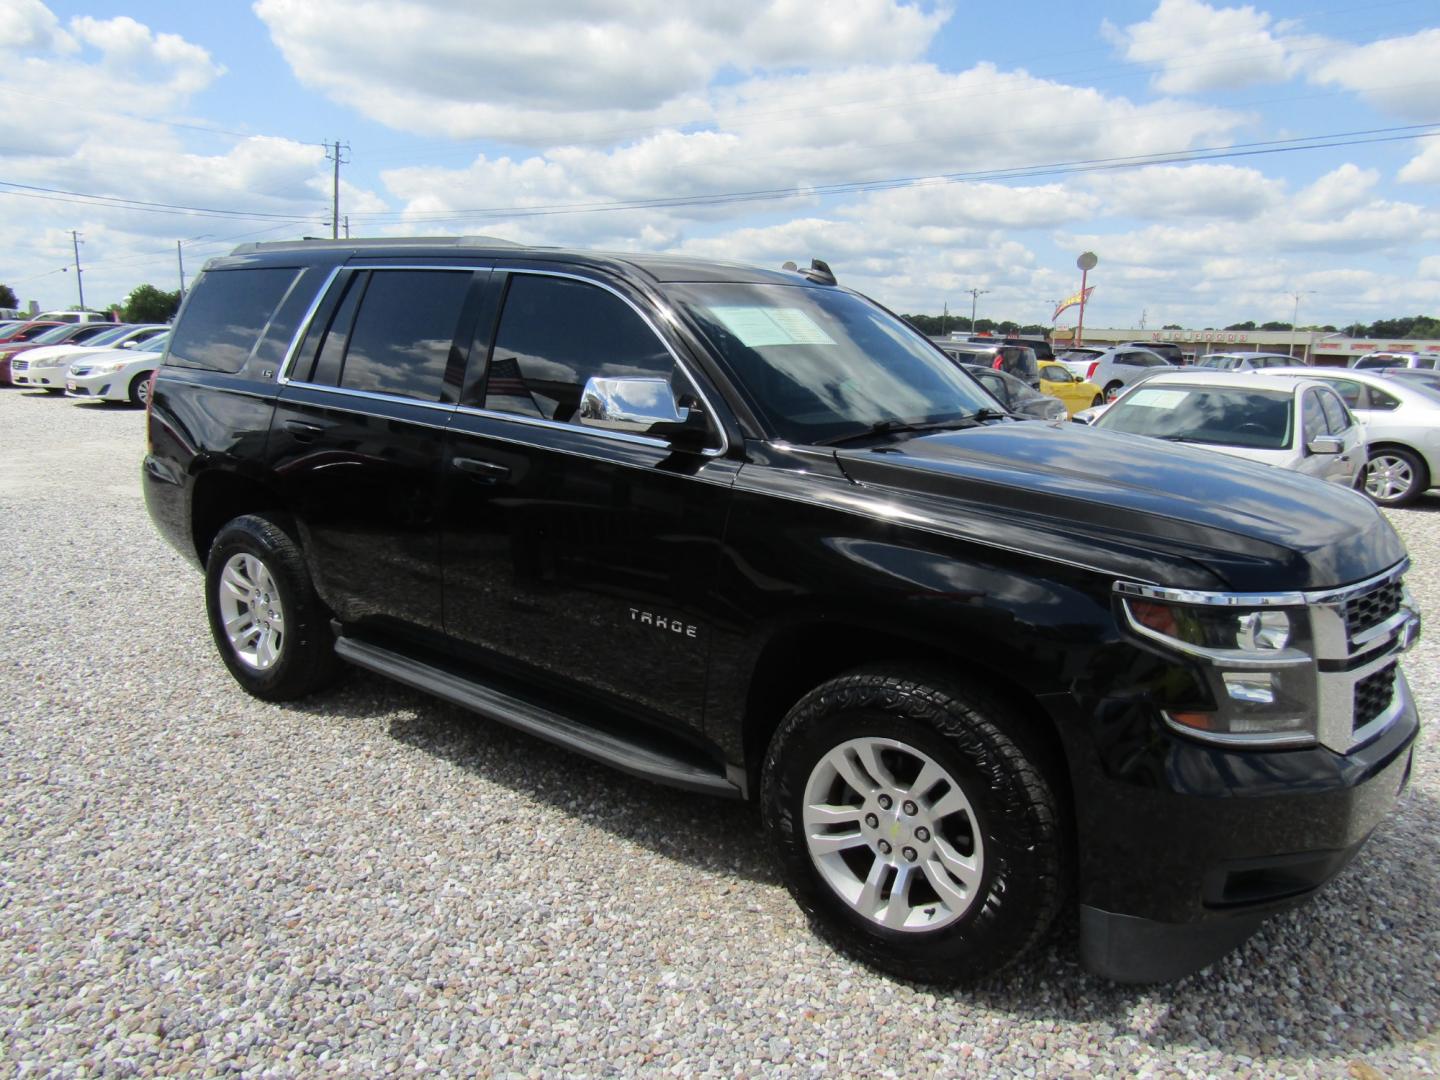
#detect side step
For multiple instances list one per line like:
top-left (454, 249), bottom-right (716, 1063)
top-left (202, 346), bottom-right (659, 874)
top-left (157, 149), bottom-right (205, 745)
top-left (333, 635), bottom-right (743, 798)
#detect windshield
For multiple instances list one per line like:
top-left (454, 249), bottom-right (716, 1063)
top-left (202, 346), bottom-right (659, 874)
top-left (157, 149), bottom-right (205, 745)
top-left (1095, 384), bottom-right (1295, 449)
top-left (666, 282), bottom-right (995, 443)
top-left (84, 326), bottom-right (133, 347)
top-left (32, 325), bottom-right (83, 344)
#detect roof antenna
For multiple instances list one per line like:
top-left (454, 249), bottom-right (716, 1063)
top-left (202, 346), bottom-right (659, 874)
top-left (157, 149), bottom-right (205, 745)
top-left (802, 258), bottom-right (836, 285)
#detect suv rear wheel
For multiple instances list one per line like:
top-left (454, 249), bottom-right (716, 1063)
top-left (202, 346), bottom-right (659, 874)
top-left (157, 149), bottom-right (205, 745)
top-left (205, 514), bottom-right (340, 701)
top-left (761, 668), bottom-right (1066, 983)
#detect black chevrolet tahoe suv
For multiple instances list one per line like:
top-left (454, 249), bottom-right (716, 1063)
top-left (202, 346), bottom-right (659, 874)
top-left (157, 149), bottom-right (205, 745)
top-left (144, 237), bottom-right (1421, 985)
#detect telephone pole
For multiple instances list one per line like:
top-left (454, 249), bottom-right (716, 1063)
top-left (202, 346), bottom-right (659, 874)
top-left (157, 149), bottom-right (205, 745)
top-left (70, 230), bottom-right (84, 310)
top-left (177, 240), bottom-right (186, 301)
top-left (1288, 290), bottom-right (1315, 360)
top-left (326, 140), bottom-right (351, 240)
top-left (966, 287), bottom-right (989, 331)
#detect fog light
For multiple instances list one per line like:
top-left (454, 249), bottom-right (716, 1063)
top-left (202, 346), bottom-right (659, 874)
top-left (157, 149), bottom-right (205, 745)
top-left (1224, 671), bottom-right (1276, 704)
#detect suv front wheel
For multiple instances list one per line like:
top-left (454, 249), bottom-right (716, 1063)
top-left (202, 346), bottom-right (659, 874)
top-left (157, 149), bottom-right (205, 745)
top-left (204, 513), bottom-right (340, 701)
top-left (761, 668), bottom-right (1066, 983)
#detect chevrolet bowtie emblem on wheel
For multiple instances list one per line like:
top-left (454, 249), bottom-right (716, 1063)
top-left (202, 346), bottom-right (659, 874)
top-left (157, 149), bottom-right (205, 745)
top-left (629, 608), bottom-right (698, 638)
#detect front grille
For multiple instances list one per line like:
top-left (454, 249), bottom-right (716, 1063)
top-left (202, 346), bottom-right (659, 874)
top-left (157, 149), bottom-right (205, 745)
top-left (12, 359), bottom-right (27, 371)
top-left (1353, 664), bottom-right (1397, 731)
top-left (1344, 579), bottom-right (1402, 640)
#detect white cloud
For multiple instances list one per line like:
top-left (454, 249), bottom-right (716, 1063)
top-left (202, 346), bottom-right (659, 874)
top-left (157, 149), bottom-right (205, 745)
top-left (1398, 140), bottom-right (1440, 185)
top-left (254, 0), bottom-right (949, 142)
top-left (1290, 164), bottom-right (1379, 218)
top-left (1087, 164), bottom-right (1283, 219)
top-left (1103, 0), bottom-right (1306, 94)
top-left (1307, 28), bottom-right (1440, 119)
top-left (0, 0), bottom-right (74, 53)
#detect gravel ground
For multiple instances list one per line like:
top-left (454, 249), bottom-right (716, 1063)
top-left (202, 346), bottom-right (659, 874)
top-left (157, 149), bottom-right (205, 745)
top-left (0, 387), bottom-right (1436, 1079)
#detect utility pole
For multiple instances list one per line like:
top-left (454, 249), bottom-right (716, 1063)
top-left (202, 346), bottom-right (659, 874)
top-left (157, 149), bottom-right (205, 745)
top-left (966, 287), bottom-right (989, 331)
top-left (1288, 290), bottom-right (1315, 361)
top-left (326, 140), bottom-right (351, 240)
top-left (177, 240), bottom-right (186, 301)
top-left (70, 230), bottom-right (84, 310)
top-left (941, 301), bottom-right (948, 337)
top-left (344, 215), bottom-right (350, 239)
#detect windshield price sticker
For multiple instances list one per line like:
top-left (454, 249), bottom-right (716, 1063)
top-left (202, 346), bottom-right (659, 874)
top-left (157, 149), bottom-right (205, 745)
top-left (1127, 388), bottom-right (1189, 410)
top-left (711, 306), bottom-right (835, 347)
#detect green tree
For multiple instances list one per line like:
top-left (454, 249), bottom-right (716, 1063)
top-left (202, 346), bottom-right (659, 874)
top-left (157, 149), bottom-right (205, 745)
top-left (1225, 321), bottom-right (1256, 331)
top-left (1162, 323), bottom-right (1183, 330)
top-left (0, 284), bottom-right (17, 308)
top-left (123, 284), bottom-right (181, 323)
top-left (1259, 321), bottom-right (1291, 331)
top-left (1018, 324), bottom-right (1047, 336)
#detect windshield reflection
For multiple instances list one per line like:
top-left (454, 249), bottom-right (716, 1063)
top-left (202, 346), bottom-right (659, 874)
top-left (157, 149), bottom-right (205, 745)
top-left (666, 282), bottom-right (995, 444)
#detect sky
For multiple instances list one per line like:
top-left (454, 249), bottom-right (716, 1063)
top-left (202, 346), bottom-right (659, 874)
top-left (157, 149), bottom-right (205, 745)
top-left (1, 0), bottom-right (1437, 332)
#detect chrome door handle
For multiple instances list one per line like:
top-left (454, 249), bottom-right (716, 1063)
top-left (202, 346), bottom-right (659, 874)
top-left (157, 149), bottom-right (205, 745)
top-left (452, 457), bottom-right (510, 481)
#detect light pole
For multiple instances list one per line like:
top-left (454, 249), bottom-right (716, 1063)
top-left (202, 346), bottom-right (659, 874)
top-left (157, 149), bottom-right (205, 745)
top-left (1288, 290), bottom-right (1315, 361)
top-left (966, 287), bottom-right (989, 331)
top-left (1076, 252), bottom-right (1098, 347)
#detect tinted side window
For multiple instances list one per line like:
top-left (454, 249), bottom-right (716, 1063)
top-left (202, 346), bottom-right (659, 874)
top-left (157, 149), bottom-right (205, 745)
top-left (485, 274), bottom-right (673, 422)
top-left (1302, 389), bottom-right (1326, 443)
top-left (1367, 387), bottom-right (1401, 411)
top-left (337, 270), bottom-right (470, 402)
top-left (1328, 378), bottom-right (1363, 408)
top-left (1318, 389), bottom-right (1351, 433)
top-left (168, 267), bottom-right (300, 373)
top-left (1419, 357), bottom-right (1436, 370)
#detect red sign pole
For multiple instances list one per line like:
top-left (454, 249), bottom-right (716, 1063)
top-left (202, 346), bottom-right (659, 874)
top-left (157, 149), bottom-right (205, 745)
top-left (1076, 267), bottom-right (1088, 348)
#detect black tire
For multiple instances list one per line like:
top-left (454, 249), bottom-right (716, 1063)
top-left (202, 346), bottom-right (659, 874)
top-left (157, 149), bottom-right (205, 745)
top-left (128, 370), bottom-right (154, 407)
top-left (1364, 447), bottom-right (1428, 507)
top-left (761, 667), bottom-right (1066, 984)
top-left (1103, 381), bottom-right (1123, 400)
top-left (204, 514), bottom-right (340, 701)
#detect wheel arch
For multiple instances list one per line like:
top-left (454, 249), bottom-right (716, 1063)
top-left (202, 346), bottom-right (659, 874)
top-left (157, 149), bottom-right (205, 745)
top-left (740, 620), bottom-right (1072, 811)
top-left (189, 468), bottom-right (290, 565)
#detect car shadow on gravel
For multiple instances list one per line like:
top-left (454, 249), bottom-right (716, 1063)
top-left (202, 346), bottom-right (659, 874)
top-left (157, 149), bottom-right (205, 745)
top-left (288, 670), bottom-right (1437, 1058)
top-left (286, 668), bottom-right (781, 889)
top-left (958, 790), bottom-right (1440, 1059)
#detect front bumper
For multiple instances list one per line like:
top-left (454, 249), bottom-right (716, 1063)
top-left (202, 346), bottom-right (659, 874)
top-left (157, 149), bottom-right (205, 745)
top-left (66, 373), bottom-right (122, 401)
top-left (1055, 667), bottom-right (1418, 982)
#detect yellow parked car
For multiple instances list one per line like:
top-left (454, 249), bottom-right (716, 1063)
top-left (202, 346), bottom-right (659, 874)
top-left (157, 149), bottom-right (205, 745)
top-left (1038, 362), bottom-right (1104, 416)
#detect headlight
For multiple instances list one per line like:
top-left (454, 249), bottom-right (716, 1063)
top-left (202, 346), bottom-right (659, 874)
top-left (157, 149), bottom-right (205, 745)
top-left (1117, 586), bottom-right (1318, 748)
top-left (86, 360), bottom-right (128, 375)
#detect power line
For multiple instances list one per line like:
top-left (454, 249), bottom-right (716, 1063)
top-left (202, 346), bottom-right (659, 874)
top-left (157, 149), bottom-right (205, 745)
top-left (0, 180), bottom-right (318, 221)
top-left (342, 122), bottom-right (1440, 223)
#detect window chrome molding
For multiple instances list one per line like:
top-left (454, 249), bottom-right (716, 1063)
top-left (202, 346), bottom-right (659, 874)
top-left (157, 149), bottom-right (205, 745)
top-left (276, 264), bottom-right (344, 384)
top-left (274, 262), bottom-right (729, 458)
top-left (490, 266), bottom-right (729, 458)
top-left (280, 381), bottom-right (456, 428)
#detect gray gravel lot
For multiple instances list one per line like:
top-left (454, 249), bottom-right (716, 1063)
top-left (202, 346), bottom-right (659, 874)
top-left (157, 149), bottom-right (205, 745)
top-left (1, 387), bottom-right (1437, 1078)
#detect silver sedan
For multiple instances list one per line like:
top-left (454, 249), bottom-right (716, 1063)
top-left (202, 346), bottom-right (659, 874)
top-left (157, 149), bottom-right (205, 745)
top-left (1259, 367), bottom-right (1440, 506)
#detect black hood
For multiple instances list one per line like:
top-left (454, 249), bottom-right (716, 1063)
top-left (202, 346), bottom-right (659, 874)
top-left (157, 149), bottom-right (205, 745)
top-left (833, 420), bottom-right (1405, 591)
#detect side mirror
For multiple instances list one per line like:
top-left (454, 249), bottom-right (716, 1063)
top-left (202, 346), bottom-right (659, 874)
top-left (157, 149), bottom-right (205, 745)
top-left (578, 376), bottom-right (710, 448)
top-left (1307, 434), bottom-right (1344, 455)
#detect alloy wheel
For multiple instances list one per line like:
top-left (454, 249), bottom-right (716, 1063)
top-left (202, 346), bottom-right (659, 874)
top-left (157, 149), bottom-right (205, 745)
top-left (217, 553), bottom-right (285, 670)
top-left (802, 736), bottom-right (984, 932)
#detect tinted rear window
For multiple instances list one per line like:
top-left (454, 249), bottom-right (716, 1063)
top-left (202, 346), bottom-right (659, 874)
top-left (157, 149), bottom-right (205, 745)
top-left (167, 267), bottom-right (300, 373)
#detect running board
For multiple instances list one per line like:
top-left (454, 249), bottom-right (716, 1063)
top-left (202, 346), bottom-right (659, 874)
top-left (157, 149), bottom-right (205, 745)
top-left (333, 635), bottom-right (742, 798)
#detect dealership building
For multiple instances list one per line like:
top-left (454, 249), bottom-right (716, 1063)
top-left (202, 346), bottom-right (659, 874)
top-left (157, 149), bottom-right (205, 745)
top-left (1051, 327), bottom-right (1440, 367)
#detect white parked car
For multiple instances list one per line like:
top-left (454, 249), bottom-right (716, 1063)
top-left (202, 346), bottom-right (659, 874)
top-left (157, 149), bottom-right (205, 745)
top-left (1089, 370), bottom-right (1366, 489)
top-left (1258, 366), bottom-right (1440, 505)
top-left (13, 324), bottom-right (169, 393)
top-left (66, 336), bottom-right (168, 406)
